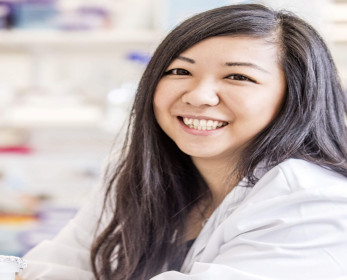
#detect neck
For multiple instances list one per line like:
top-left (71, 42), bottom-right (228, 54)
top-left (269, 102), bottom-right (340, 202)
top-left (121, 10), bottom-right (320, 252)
top-left (192, 156), bottom-right (240, 206)
top-left (183, 156), bottom-right (241, 241)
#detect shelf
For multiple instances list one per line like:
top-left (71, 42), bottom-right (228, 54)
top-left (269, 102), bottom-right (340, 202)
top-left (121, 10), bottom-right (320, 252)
top-left (323, 3), bottom-right (347, 22)
top-left (321, 3), bottom-right (347, 43)
top-left (0, 29), bottom-right (163, 48)
top-left (323, 24), bottom-right (347, 43)
top-left (0, 104), bottom-right (103, 128)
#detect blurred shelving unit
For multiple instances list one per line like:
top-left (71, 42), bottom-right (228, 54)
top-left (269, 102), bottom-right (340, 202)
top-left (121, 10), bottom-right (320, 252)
top-left (0, 25), bottom-right (160, 204)
top-left (0, 2), bottom-right (163, 255)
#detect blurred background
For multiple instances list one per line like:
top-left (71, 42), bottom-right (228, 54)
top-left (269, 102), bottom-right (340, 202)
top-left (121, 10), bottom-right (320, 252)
top-left (0, 0), bottom-right (346, 257)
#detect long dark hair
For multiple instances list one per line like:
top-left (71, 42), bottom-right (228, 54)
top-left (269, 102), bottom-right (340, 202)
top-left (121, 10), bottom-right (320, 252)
top-left (91, 4), bottom-right (347, 280)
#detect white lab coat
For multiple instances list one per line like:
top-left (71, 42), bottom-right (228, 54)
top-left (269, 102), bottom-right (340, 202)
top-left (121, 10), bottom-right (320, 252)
top-left (19, 159), bottom-right (347, 280)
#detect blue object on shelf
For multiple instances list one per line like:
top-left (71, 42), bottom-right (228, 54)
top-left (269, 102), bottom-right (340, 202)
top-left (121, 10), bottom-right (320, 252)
top-left (164, 0), bottom-right (261, 30)
top-left (126, 52), bottom-right (152, 65)
top-left (12, 0), bottom-right (58, 29)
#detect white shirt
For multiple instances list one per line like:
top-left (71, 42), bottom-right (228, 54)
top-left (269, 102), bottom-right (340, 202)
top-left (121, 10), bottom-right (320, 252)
top-left (19, 159), bottom-right (347, 279)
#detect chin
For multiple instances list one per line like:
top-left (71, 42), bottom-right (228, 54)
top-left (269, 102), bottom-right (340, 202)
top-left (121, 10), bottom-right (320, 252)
top-left (178, 146), bottom-right (223, 159)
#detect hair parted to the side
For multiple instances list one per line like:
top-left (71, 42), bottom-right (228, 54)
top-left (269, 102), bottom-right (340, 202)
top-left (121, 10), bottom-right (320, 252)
top-left (91, 4), bottom-right (347, 280)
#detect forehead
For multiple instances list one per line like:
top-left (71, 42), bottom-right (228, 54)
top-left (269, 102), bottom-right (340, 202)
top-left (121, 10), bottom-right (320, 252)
top-left (175, 35), bottom-right (281, 66)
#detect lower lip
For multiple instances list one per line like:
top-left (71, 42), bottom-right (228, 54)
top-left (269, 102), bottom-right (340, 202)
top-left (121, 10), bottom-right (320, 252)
top-left (178, 118), bottom-right (226, 136)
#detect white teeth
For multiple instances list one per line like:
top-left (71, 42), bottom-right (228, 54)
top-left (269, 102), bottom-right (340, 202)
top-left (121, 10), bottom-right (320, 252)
top-left (182, 117), bottom-right (228, 130)
top-left (183, 117), bottom-right (193, 124)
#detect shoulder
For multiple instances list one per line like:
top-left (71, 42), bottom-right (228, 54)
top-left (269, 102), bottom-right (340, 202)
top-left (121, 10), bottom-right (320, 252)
top-left (219, 159), bottom-right (347, 240)
top-left (243, 159), bottom-right (347, 204)
top-left (275, 158), bottom-right (346, 191)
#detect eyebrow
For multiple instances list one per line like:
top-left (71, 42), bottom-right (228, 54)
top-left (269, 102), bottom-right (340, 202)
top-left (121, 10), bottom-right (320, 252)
top-left (225, 62), bottom-right (269, 73)
top-left (177, 55), bottom-right (195, 64)
top-left (176, 55), bottom-right (269, 73)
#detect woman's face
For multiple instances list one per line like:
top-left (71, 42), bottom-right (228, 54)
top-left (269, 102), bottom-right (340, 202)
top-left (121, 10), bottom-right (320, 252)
top-left (153, 36), bottom-right (286, 164)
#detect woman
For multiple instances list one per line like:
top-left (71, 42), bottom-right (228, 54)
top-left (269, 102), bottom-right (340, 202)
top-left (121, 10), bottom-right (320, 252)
top-left (19, 4), bottom-right (347, 280)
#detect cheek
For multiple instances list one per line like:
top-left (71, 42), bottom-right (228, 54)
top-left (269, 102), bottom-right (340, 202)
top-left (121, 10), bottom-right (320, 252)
top-left (250, 95), bottom-right (285, 128)
top-left (153, 93), bottom-right (162, 123)
top-left (153, 90), bottom-right (164, 115)
top-left (225, 89), bottom-right (285, 126)
top-left (153, 87), bottom-right (171, 126)
top-left (153, 81), bottom-right (179, 117)
top-left (153, 82), bottom-right (167, 109)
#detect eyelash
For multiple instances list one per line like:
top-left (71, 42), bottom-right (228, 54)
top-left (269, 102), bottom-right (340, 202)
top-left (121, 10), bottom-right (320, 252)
top-left (226, 74), bottom-right (256, 83)
top-left (164, 68), bottom-right (190, 76)
top-left (163, 68), bottom-right (257, 83)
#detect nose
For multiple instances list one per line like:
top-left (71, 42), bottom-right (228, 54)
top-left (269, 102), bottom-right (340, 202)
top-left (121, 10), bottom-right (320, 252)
top-left (181, 79), bottom-right (220, 107)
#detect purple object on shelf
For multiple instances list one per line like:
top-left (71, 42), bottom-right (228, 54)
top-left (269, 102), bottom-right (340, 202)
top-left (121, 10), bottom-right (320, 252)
top-left (55, 5), bottom-right (110, 31)
top-left (11, 207), bottom-right (78, 256)
top-left (0, 1), bottom-right (15, 28)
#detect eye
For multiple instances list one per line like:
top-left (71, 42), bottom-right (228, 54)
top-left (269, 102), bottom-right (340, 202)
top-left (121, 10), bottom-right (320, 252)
top-left (226, 74), bottom-right (256, 83)
top-left (164, 68), bottom-right (191, 76)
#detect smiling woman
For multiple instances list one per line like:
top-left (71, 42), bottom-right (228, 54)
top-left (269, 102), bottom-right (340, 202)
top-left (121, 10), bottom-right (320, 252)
top-left (19, 4), bottom-right (347, 280)
top-left (154, 36), bottom-right (286, 170)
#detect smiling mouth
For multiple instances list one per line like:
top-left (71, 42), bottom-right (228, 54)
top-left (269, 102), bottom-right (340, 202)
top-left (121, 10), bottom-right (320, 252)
top-left (178, 117), bottom-right (229, 131)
